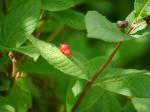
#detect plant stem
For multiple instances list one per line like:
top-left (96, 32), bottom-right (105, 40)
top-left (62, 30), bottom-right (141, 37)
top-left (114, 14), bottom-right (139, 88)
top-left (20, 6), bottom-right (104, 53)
top-left (8, 52), bottom-right (17, 78)
top-left (71, 26), bottom-right (134, 112)
top-left (8, 52), bottom-right (17, 86)
top-left (71, 42), bottom-right (121, 112)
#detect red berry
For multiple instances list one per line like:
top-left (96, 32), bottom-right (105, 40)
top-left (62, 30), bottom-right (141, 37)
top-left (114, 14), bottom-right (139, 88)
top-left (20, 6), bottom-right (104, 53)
top-left (59, 43), bottom-right (71, 56)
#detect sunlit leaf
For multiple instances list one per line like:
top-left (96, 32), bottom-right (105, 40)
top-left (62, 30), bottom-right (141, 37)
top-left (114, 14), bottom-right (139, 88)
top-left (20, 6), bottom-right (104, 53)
top-left (41, 0), bottom-right (84, 11)
top-left (28, 36), bottom-right (88, 80)
top-left (134, 0), bottom-right (150, 20)
top-left (85, 11), bottom-right (129, 42)
top-left (54, 9), bottom-right (85, 30)
top-left (0, 0), bottom-right (40, 47)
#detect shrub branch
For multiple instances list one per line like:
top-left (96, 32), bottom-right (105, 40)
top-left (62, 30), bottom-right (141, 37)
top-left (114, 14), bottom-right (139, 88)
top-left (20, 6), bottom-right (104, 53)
top-left (71, 24), bottom-right (134, 112)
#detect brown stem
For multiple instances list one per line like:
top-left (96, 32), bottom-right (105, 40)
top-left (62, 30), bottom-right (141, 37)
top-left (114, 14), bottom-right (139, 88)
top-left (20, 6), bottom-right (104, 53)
top-left (8, 52), bottom-right (17, 78)
top-left (8, 52), bottom-right (17, 86)
top-left (2, 0), bottom-right (7, 14)
top-left (71, 25), bottom-right (134, 112)
top-left (71, 42), bottom-right (122, 112)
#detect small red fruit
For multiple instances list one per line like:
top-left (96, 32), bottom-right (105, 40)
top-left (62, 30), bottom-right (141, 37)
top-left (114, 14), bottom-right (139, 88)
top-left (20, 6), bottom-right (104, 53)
top-left (59, 43), bottom-right (71, 56)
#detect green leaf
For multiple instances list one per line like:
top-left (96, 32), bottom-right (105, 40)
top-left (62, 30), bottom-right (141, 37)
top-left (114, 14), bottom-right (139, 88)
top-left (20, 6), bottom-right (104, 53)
top-left (132, 98), bottom-right (150, 112)
top-left (98, 93), bottom-right (122, 112)
top-left (126, 11), bottom-right (135, 30)
top-left (89, 92), bottom-right (122, 112)
top-left (0, 0), bottom-right (41, 47)
top-left (8, 78), bottom-right (32, 112)
top-left (0, 54), bottom-right (9, 71)
top-left (0, 105), bottom-right (15, 112)
top-left (123, 101), bottom-right (137, 112)
top-left (41, 0), bottom-right (84, 11)
top-left (66, 80), bottom-right (104, 112)
top-left (134, 0), bottom-right (150, 20)
top-left (97, 68), bottom-right (150, 98)
top-left (85, 11), bottom-right (129, 42)
top-left (126, 6), bottom-right (150, 37)
top-left (28, 36), bottom-right (88, 80)
top-left (54, 9), bottom-right (85, 30)
top-left (17, 57), bottom-right (62, 75)
top-left (114, 36), bottom-right (149, 65)
top-left (85, 57), bottom-right (111, 79)
top-left (12, 46), bottom-right (40, 61)
top-left (17, 50), bottom-right (87, 75)
top-left (130, 25), bottom-right (150, 38)
top-left (0, 46), bottom-right (40, 61)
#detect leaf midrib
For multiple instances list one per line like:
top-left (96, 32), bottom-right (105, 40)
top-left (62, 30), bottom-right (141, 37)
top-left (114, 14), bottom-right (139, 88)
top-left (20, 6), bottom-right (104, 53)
top-left (136, 0), bottom-right (150, 20)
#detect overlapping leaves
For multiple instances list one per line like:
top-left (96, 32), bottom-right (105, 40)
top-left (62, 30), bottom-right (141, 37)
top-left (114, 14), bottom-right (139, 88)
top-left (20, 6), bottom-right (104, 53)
top-left (0, 0), bottom-right (40, 48)
top-left (28, 36), bottom-right (88, 80)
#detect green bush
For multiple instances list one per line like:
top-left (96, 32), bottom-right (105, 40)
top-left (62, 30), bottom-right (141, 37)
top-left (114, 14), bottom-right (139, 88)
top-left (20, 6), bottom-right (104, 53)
top-left (0, 0), bottom-right (150, 112)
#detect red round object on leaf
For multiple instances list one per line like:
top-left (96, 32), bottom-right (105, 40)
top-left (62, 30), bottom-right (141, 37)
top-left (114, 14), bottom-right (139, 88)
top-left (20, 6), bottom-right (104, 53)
top-left (59, 43), bottom-right (71, 56)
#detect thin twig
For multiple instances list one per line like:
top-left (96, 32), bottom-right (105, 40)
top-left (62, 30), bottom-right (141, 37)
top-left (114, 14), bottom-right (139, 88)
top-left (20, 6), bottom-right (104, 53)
top-left (8, 52), bottom-right (17, 78)
top-left (71, 42), bottom-right (121, 112)
top-left (8, 52), bottom-right (17, 86)
top-left (47, 25), bottom-right (64, 42)
top-left (8, 52), bottom-right (25, 86)
top-left (71, 25), bottom-right (134, 112)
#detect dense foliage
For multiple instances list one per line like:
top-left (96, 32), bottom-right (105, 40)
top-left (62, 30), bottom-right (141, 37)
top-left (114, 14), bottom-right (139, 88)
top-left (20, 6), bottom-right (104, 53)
top-left (0, 0), bottom-right (150, 112)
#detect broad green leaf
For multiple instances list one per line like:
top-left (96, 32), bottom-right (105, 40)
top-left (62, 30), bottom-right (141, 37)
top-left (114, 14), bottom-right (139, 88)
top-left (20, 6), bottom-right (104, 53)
top-left (126, 11), bottom-right (135, 30)
top-left (0, 54), bottom-right (9, 70)
top-left (98, 93), bottom-right (122, 112)
top-left (125, 9), bottom-right (150, 38)
top-left (54, 9), bottom-right (85, 30)
top-left (114, 36), bottom-right (149, 65)
top-left (85, 11), bottom-right (129, 42)
top-left (41, 0), bottom-right (84, 11)
top-left (66, 80), bottom-right (104, 112)
top-left (123, 101), bottom-right (137, 112)
top-left (126, 9), bottom-right (150, 38)
top-left (97, 68), bottom-right (150, 98)
top-left (17, 50), bottom-right (87, 75)
top-left (0, 0), bottom-right (40, 47)
top-left (134, 0), bottom-right (150, 20)
top-left (130, 25), bottom-right (150, 38)
top-left (0, 105), bottom-right (15, 112)
top-left (8, 78), bottom-right (32, 112)
top-left (12, 46), bottom-right (40, 61)
top-left (130, 22), bottom-right (147, 37)
top-left (0, 46), bottom-right (40, 61)
top-left (87, 92), bottom-right (122, 112)
top-left (28, 36), bottom-right (88, 80)
top-left (17, 57), bottom-right (63, 74)
top-left (132, 98), bottom-right (150, 112)
top-left (85, 57), bottom-right (111, 79)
